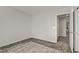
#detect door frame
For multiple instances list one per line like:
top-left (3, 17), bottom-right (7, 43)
top-left (56, 11), bottom-right (74, 52)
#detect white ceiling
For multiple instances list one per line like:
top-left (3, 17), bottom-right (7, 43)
top-left (11, 6), bottom-right (72, 15)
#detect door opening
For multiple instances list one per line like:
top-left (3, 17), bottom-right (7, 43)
top-left (57, 14), bottom-right (71, 52)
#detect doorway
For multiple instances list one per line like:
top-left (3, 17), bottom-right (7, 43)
top-left (57, 14), bottom-right (71, 51)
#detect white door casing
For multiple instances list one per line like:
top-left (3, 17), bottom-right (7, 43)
top-left (69, 8), bottom-right (74, 52)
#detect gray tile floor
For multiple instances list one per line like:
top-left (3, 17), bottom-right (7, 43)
top-left (0, 37), bottom-right (71, 53)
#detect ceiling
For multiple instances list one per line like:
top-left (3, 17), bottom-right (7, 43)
top-left (10, 6), bottom-right (72, 15)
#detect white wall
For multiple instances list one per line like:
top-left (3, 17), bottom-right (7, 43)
top-left (32, 11), bottom-right (57, 43)
top-left (0, 7), bottom-right (31, 47)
